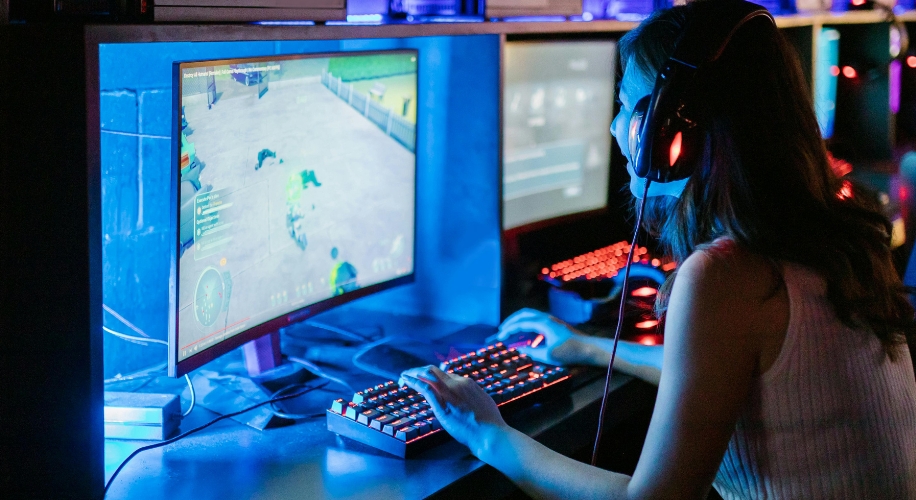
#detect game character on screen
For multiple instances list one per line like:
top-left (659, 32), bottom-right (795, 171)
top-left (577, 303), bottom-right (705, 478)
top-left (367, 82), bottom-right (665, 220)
top-left (329, 247), bottom-right (358, 296)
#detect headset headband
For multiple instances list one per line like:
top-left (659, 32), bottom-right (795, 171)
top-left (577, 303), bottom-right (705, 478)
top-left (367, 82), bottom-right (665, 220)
top-left (673, 0), bottom-right (775, 68)
top-left (631, 0), bottom-right (775, 183)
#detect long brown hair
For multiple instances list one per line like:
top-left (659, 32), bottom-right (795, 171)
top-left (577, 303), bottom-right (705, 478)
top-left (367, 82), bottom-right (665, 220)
top-left (619, 1), bottom-right (916, 358)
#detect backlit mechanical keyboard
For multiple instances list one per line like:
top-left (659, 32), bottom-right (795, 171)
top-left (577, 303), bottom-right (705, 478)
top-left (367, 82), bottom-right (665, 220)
top-left (539, 240), bottom-right (676, 286)
top-left (327, 343), bottom-right (571, 457)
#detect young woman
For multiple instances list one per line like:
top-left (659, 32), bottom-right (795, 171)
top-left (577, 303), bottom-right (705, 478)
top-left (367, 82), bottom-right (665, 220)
top-left (400, 1), bottom-right (916, 498)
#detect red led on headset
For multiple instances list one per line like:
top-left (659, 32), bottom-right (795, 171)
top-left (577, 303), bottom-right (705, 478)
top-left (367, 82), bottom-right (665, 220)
top-left (669, 131), bottom-right (683, 166)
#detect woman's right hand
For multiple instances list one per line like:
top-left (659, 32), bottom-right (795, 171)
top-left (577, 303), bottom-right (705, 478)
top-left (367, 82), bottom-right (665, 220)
top-left (496, 308), bottom-right (592, 366)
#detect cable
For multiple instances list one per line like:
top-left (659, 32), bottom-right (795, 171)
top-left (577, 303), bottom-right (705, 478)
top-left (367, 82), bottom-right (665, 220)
top-left (104, 363), bottom-right (168, 385)
top-left (182, 374), bottom-right (196, 417)
top-left (591, 179), bottom-right (652, 467)
top-left (101, 306), bottom-right (168, 379)
top-left (266, 380), bottom-right (332, 420)
top-left (103, 303), bottom-right (150, 338)
top-left (350, 337), bottom-right (399, 378)
top-left (103, 319), bottom-right (194, 416)
top-left (103, 379), bottom-right (330, 498)
top-left (300, 320), bottom-right (384, 342)
top-left (287, 356), bottom-right (356, 393)
top-left (103, 326), bottom-right (168, 346)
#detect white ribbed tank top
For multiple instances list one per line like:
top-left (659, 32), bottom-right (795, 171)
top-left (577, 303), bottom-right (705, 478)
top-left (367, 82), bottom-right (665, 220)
top-left (713, 262), bottom-right (916, 499)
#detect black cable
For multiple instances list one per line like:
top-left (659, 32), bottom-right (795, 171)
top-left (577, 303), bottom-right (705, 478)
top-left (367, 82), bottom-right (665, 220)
top-left (103, 379), bottom-right (330, 498)
top-left (591, 179), bottom-right (651, 467)
top-left (267, 381), bottom-right (333, 420)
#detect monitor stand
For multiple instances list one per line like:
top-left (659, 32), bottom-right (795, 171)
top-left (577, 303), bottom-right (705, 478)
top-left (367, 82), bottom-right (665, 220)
top-left (243, 331), bottom-right (282, 376)
top-left (191, 332), bottom-right (318, 431)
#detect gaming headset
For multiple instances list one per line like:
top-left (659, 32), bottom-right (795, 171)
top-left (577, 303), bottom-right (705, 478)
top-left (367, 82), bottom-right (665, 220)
top-left (592, 0), bottom-right (778, 466)
top-left (627, 0), bottom-right (776, 184)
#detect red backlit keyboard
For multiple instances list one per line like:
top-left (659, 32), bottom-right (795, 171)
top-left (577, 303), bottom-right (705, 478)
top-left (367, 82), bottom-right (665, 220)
top-left (539, 240), bottom-right (676, 286)
top-left (326, 343), bottom-right (571, 457)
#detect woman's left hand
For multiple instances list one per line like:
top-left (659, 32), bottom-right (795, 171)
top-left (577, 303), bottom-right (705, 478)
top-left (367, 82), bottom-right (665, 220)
top-left (399, 365), bottom-right (508, 454)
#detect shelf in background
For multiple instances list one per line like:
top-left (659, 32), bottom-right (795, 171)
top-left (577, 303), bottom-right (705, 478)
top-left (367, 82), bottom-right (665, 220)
top-left (74, 9), bottom-right (916, 44)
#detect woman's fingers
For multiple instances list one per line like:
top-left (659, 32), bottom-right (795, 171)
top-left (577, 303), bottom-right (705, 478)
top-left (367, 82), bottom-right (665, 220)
top-left (428, 365), bottom-right (451, 381)
top-left (400, 371), bottom-right (445, 409)
top-left (498, 309), bottom-right (545, 332)
top-left (516, 345), bottom-right (551, 364)
top-left (497, 319), bottom-right (554, 341)
top-left (401, 365), bottom-right (444, 384)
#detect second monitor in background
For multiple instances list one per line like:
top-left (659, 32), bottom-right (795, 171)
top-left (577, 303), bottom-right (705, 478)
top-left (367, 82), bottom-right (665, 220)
top-left (502, 39), bottom-right (617, 231)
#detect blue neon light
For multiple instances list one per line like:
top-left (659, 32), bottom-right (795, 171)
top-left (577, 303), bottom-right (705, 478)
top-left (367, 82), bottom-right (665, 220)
top-left (814, 28), bottom-right (840, 139)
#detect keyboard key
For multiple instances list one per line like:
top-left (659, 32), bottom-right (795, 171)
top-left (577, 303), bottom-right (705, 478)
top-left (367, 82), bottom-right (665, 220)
top-left (383, 418), bottom-right (413, 436)
top-left (357, 408), bottom-right (382, 426)
top-left (388, 409), bottom-right (408, 419)
top-left (344, 402), bottom-right (359, 420)
top-left (395, 426), bottom-right (419, 441)
top-left (413, 420), bottom-right (431, 435)
top-left (330, 399), bottom-right (346, 414)
top-left (370, 413), bottom-right (398, 431)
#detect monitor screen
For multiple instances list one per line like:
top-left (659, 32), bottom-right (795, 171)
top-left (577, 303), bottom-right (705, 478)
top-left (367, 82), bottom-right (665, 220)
top-left (171, 50), bottom-right (417, 376)
top-left (502, 40), bottom-right (616, 231)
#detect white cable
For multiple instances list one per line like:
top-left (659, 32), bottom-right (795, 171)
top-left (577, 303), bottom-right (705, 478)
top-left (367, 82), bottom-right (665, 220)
top-left (103, 326), bottom-right (168, 346)
top-left (104, 362), bottom-right (168, 384)
top-left (103, 303), bottom-right (150, 338)
top-left (183, 374), bottom-right (196, 417)
top-left (288, 356), bottom-right (356, 393)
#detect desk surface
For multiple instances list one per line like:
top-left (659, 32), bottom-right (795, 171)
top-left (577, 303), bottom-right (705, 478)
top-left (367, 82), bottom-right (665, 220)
top-left (104, 312), bottom-right (652, 500)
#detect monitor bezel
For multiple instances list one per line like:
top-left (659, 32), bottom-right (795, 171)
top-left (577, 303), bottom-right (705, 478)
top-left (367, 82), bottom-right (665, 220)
top-left (500, 36), bottom-right (619, 236)
top-left (169, 49), bottom-right (420, 377)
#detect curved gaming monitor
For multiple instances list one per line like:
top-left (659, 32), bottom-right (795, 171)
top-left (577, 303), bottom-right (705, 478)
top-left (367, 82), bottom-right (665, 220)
top-left (169, 50), bottom-right (418, 377)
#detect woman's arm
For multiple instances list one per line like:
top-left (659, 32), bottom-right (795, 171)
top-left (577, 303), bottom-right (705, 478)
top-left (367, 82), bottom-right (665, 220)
top-left (403, 247), bottom-right (772, 499)
top-left (579, 337), bottom-right (664, 386)
top-left (497, 308), bottom-right (664, 385)
top-left (473, 423), bottom-right (633, 500)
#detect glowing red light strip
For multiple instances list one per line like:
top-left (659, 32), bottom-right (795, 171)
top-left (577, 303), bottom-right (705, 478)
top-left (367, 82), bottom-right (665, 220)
top-left (180, 316), bottom-right (252, 349)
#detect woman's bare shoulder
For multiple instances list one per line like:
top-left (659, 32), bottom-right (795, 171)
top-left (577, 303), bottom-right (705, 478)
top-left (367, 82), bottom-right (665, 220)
top-left (677, 238), bottom-right (781, 304)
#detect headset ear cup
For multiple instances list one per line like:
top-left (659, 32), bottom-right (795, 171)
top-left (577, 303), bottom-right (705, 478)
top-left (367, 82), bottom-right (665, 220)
top-left (629, 96), bottom-right (651, 178)
top-left (667, 123), bottom-right (700, 181)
